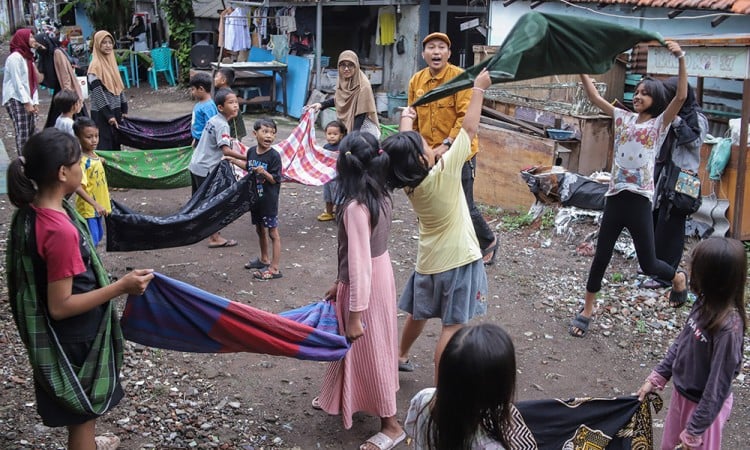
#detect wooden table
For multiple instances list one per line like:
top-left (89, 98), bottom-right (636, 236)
top-left (211, 61), bottom-right (288, 116)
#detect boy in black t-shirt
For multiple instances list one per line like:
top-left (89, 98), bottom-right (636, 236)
top-left (226, 118), bottom-right (283, 279)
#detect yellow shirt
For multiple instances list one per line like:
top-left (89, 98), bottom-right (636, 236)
top-left (75, 153), bottom-right (111, 219)
top-left (409, 129), bottom-right (481, 275)
top-left (408, 64), bottom-right (478, 158)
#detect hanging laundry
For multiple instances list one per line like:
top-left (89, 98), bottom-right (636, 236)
top-left (376, 6), bottom-right (396, 45)
top-left (225, 7), bottom-right (251, 52)
top-left (269, 34), bottom-right (289, 62)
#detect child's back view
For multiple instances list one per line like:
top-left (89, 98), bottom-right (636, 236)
top-left (405, 323), bottom-right (518, 449)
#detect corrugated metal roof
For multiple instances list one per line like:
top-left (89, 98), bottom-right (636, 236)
top-left (564, 0), bottom-right (750, 14)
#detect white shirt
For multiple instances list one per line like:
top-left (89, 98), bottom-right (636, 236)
top-left (2, 52), bottom-right (39, 106)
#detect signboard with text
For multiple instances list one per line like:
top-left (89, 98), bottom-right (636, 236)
top-left (647, 46), bottom-right (750, 79)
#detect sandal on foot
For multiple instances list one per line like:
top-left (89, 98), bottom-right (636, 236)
top-left (208, 239), bottom-right (238, 248)
top-left (253, 269), bottom-right (283, 280)
top-left (668, 270), bottom-right (689, 308)
top-left (311, 396), bottom-right (322, 410)
top-left (398, 359), bottom-right (415, 372)
top-left (569, 312), bottom-right (591, 338)
top-left (360, 431), bottom-right (407, 450)
top-left (317, 211), bottom-right (335, 221)
top-left (95, 434), bottom-right (120, 450)
top-left (244, 257), bottom-right (269, 270)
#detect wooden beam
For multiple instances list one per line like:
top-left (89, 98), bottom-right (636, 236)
top-left (530, 1), bottom-right (544, 9)
top-left (667, 9), bottom-right (684, 19)
top-left (731, 78), bottom-right (750, 238)
top-left (711, 15), bottom-right (729, 28)
top-left (502, 0), bottom-right (517, 6)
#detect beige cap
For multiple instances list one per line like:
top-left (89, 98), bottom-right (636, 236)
top-left (422, 32), bottom-right (451, 48)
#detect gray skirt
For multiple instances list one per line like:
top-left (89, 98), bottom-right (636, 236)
top-left (399, 258), bottom-right (488, 325)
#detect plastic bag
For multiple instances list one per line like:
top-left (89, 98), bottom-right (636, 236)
top-left (707, 138), bottom-right (732, 181)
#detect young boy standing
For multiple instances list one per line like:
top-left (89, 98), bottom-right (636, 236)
top-left (52, 89), bottom-right (83, 136)
top-left (188, 88), bottom-right (245, 248)
top-left (214, 68), bottom-right (248, 142)
top-left (190, 72), bottom-right (218, 147)
top-left (226, 118), bottom-right (282, 279)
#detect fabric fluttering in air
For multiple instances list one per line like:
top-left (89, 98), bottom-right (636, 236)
top-left (412, 12), bottom-right (664, 107)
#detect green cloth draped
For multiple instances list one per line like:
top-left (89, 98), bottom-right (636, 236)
top-left (98, 146), bottom-right (193, 189)
top-left (412, 12), bottom-right (665, 107)
top-left (6, 201), bottom-right (124, 416)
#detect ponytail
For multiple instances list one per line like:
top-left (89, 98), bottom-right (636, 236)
top-left (7, 157), bottom-right (36, 208)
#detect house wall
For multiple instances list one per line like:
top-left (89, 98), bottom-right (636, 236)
top-left (488, 2), bottom-right (750, 110)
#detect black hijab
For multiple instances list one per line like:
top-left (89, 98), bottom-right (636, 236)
top-left (34, 33), bottom-right (61, 91)
top-left (662, 77), bottom-right (702, 146)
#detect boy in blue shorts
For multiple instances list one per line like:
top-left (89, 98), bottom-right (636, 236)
top-left (226, 118), bottom-right (282, 279)
top-left (188, 88), bottom-right (245, 248)
top-left (190, 72), bottom-right (218, 147)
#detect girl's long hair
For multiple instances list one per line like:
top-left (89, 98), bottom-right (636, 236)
top-left (635, 76), bottom-right (669, 118)
top-left (689, 237), bottom-right (748, 335)
top-left (381, 131), bottom-right (429, 194)
top-left (422, 324), bottom-right (517, 450)
top-left (7, 129), bottom-right (81, 208)
top-left (335, 131), bottom-right (390, 227)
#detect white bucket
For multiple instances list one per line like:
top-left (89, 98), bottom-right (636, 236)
top-left (375, 92), bottom-right (388, 114)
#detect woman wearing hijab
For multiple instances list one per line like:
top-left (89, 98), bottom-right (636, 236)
top-left (88, 30), bottom-right (128, 150)
top-left (308, 50), bottom-right (380, 139)
top-left (2, 29), bottom-right (40, 155)
top-left (35, 33), bottom-right (87, 128)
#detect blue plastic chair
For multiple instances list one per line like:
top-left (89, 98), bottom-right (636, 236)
top-left (147, 46), bottom-right (176, 90)
top-left (118, 64), bottom-right (131, 88)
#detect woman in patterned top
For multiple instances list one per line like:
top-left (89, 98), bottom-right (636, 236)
top-left (87, 31), bottom-right (127, 150)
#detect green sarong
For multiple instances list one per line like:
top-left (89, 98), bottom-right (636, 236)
top-left (6, 201), bottom-right (124, 416)
top-left (97, 146), bottom-right (193, 189)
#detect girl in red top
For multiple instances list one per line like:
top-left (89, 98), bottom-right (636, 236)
top-left (6, 128), bottom-right (153, 450)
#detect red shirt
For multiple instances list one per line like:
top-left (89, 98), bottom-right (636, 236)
top-left (33, 206), bottom-right (86, 282)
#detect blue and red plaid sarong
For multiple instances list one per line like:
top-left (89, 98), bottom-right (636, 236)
top-left (121, 273), bottom-right (349, 361)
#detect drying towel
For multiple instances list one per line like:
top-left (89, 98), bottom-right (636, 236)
top-left (105, 161), bottom-right (256, 251)
top-left (376, 6), bottom-right (396, 46)
top-left (412, 12), bottom-right (664, 107)
top-left (275, 109), bottom-right (338, 185)
top-left (98, 146), bottom-right (193, 189)
top-left (121, 273), bottom-right (350, 361)
top-left (116, 114), bottom-right (192, 149)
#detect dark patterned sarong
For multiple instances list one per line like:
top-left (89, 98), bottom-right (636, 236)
top-left (515, 395), bottom-right (662, 449)
top-left (117, 114), bottom-right (192, 149)
top-left (105, 161), bottom-right (256, 251)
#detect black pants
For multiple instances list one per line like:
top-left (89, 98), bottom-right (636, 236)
top-left (650, 201), bottom-right (687, 284)
top-left (586, 191), bottom-right (675, 293)
top-left (461, 157), bottom-right (495, 250)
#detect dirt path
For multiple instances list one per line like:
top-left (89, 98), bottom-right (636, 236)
top-left (0, 81), bottom-right (747, 449)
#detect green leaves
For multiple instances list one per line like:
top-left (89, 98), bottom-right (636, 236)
top-left (163, 0), bottom-right (195, 83)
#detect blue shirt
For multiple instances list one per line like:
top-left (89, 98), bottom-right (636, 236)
top-left (191, 99), bottom-right (219, 141)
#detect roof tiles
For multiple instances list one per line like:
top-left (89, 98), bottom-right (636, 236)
top-left (565, 0), bottom-right (750, 14)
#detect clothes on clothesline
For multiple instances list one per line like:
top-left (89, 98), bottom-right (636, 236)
top-left (225, 7), bottom-right (251, 52)
top-left (376, 6), bottom-right (396, 45)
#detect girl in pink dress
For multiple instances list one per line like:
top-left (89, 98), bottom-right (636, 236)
top-left (314, 131), bottom-right (405, 450)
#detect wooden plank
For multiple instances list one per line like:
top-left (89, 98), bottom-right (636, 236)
top-left (475, 123), bottom-right (556, 210)
top-left (698, 142), bottom-right (750, 239)
top-left (481, 106), bottom-right (545, 135)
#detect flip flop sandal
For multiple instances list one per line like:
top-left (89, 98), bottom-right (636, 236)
top-left (668, 270), bottom-right (689, 308)
top-left (244, 257), bottom-right (270, 270)
top-left (253, 269), bottom-right (283, 280)
top-left (311, 396), bottom-right (322, 410)
top-left (208, 239), bottom-right (238, 248)
top-left (569, 312), bottom-right (592, 338)
top-left (360, 431), bottom-right (407, 450)
top-left (398, 359), bottom-right (415, 372)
